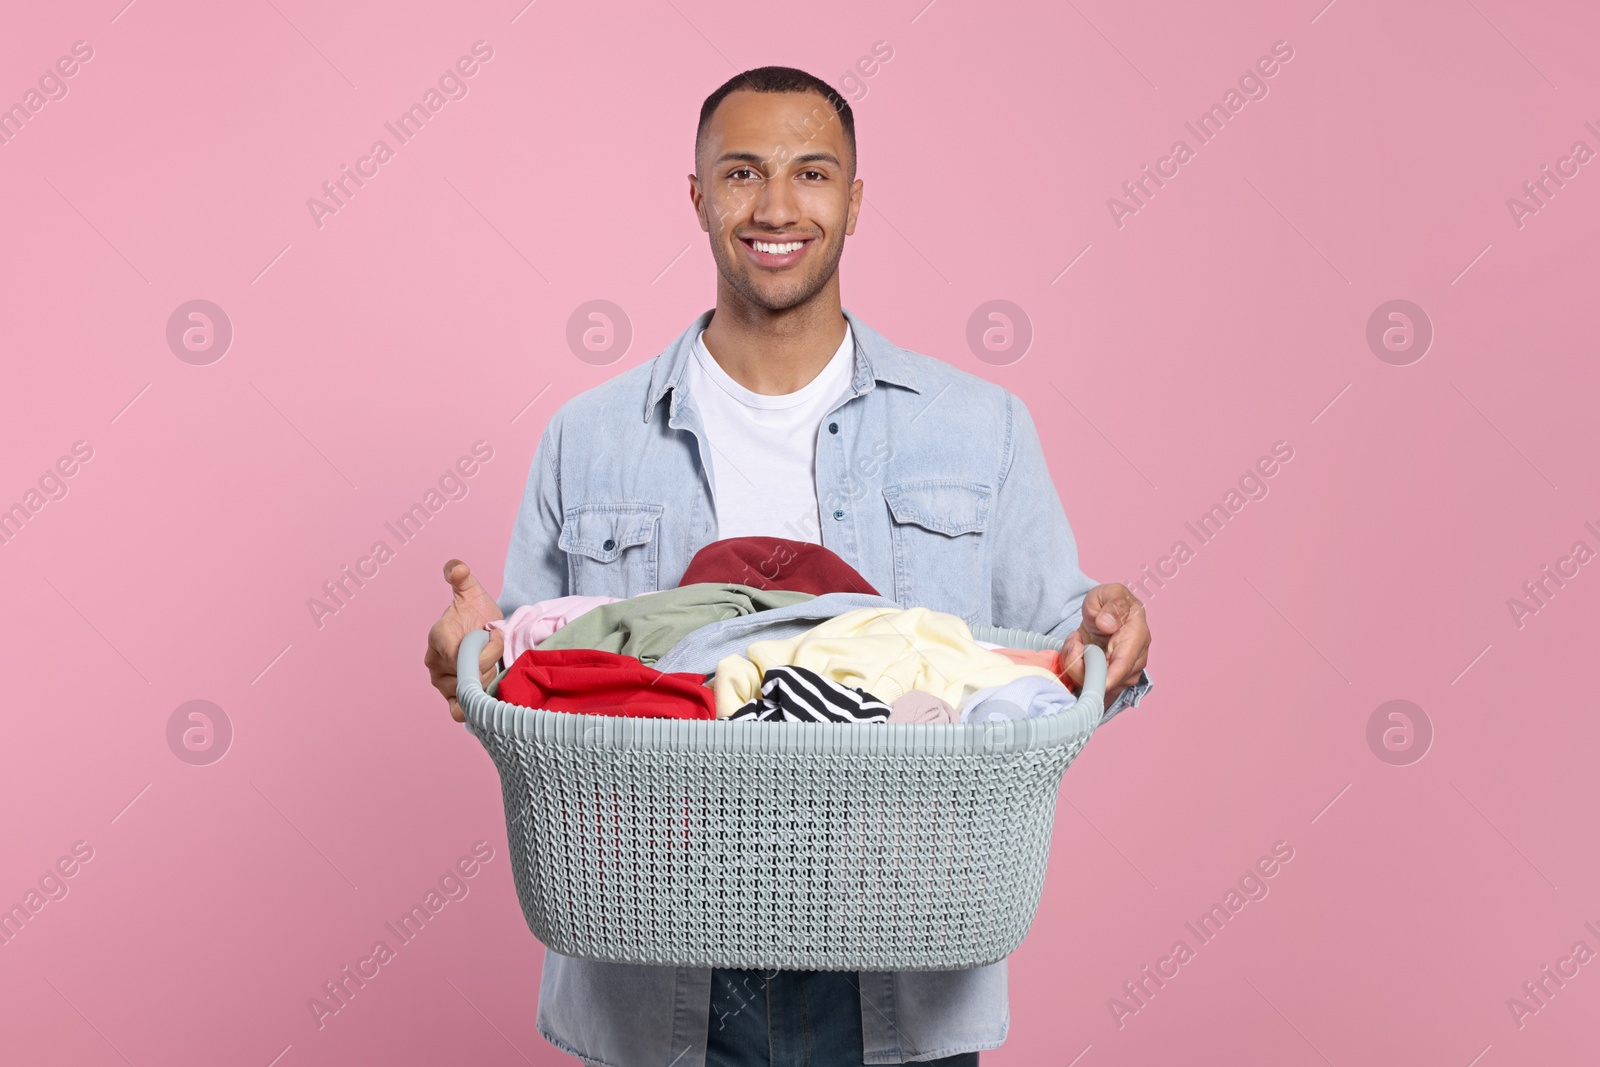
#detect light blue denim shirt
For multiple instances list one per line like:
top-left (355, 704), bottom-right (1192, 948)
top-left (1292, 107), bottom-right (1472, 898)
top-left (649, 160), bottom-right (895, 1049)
top-left (498, 307), bottom-right (1150, 1066)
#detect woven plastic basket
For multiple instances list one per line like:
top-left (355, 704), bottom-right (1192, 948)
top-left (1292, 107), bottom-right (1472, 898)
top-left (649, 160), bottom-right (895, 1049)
top-left (458, 625), bottom-right (1106, 972)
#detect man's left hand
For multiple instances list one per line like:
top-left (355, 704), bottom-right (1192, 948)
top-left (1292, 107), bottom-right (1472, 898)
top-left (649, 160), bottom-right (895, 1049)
top-left (1059, 583), bottom-right (1150, 702)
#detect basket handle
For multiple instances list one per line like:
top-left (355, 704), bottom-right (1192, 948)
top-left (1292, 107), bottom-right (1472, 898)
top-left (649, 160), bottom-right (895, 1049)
top-left (456, 628), bottom-right (495, 725)
top-left (1074, 643), bottom-right (1108, 723)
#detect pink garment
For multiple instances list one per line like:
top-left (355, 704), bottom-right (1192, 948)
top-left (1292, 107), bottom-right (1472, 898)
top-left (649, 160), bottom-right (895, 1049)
top-left (888, 690), bottom-right (959, 724)
top-left (488, 595), bottom-right (620, 668)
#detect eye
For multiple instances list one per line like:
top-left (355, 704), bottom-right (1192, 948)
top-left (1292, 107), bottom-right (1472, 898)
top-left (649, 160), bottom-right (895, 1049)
top-left (728, 167), bottom-right (760, 181)
top-left (800, 170), bottom-right (827, 180)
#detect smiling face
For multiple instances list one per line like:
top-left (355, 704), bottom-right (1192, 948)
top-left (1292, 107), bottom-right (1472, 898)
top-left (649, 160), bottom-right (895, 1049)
top-left (691, 89), bottom-right (863, 312)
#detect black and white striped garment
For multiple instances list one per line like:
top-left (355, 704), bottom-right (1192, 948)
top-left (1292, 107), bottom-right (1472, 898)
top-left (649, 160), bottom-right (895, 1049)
top-left (727, 664), bottom-right (892, 723)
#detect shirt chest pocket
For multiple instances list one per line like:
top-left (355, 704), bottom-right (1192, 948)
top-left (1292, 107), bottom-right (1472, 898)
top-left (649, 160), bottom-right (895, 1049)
top-left (558, 502), bottom-right (664, 598)
top-left (883, 480), bottom-right (992, 625)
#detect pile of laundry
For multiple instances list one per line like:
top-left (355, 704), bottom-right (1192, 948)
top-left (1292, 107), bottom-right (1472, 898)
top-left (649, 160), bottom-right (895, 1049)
top-left (487, 537), bottom-right (1076, 725)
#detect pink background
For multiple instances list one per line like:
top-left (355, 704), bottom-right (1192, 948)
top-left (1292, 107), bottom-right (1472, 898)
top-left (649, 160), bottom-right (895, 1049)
top-left (3, 0), bottom-right (1597, 1064)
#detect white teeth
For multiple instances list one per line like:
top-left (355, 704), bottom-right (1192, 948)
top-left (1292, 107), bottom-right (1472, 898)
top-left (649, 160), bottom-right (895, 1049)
top-left (751, 240), bottom-right (804, 254)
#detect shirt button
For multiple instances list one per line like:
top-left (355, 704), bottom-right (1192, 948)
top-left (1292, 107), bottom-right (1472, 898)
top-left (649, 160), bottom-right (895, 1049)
top-left (833, 510), bottom-right (845, 520)
top-left (828, 422), bottom-right (839, 434)
top-left (602, 538), bottom-right (616, 551)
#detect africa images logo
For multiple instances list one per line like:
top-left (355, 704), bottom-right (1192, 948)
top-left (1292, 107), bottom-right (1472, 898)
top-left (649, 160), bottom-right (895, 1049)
top-left (1106, 40), bottom-right (1296, 229)
top-left (305, 41), bottom-right (495, 229)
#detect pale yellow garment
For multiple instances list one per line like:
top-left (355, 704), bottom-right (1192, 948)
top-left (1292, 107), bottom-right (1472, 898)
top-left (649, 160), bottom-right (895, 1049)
top-left (712, 606), bottom-right (1061, 718)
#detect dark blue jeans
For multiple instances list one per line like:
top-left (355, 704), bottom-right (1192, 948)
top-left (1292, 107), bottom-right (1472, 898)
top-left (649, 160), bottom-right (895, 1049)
top-left (705, 968), bottom-right (980, 1067)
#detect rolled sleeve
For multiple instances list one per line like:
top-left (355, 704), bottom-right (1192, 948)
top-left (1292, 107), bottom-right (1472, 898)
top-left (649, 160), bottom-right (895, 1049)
top-left (1101, 670), bottom-right (1153, 724)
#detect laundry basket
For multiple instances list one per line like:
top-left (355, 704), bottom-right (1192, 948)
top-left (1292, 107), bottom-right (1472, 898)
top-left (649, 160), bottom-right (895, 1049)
top-left (457, 625), bottom-right (1106, 972)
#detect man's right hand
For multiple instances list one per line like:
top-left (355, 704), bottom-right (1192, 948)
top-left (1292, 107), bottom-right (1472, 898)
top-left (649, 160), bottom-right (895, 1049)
top-left (424, 559), bottom-right (505, 723)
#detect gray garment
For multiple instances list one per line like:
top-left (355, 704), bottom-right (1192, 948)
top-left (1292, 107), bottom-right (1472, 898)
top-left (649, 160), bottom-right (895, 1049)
top-left (653, 592), bottom-right (901, 674)
top-left (501, 306), bottom-right (1152, 1067)
top-left (533, 582), bottom-right (812, 665)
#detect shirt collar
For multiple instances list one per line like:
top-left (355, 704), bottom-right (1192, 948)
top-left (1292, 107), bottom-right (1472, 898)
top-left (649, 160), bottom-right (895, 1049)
top-left (643, 306), bottom-right (922, 421)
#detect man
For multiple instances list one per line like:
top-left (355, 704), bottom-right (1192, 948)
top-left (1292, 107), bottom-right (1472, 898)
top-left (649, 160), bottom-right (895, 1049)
top-left (425, 66), bottom-right (1151, 1067)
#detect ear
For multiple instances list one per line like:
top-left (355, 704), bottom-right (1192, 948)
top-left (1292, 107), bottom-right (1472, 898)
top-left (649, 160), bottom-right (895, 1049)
top-left (688, 174), bottom-right (710, 233)
top-left (844, 176), bottom-right (864, 236)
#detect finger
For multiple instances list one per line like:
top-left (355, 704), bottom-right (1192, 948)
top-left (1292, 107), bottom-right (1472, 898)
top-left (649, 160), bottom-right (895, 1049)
top-left (1122, 640), bottom-right (1148, 681)
top-left (424, 625), bottom-right (460, 683)
top-left (1104, 653), bottom-right (1136, 694)
top-left (1087, 594), bottom-right (1137, 637)
top-left (1104, 623), bottom-right (1134, 678)
top-left (449, 696), bottom-right (465, 724)
top-left (480, 637), bottom-right (503, 688)
top-left (480, 630), bottom-right (504, 676)
top-left (1127, 628), bottom-right (1150, 678)
top-left (1091, 599), bottom-right (1125, 634)
top-left (424, 643), bottom-right (453, 688)
top-left (426, 660), bottom-right (453, 692)
top-left (1057, 635), bottom-right (1086, 691)
top-left (445, 558), bottom-right (485, 602)
top-left (1103, 627), bottom-right (1146, 693)
top-left (444, 559), bottom-right (504, 624)
top-left (1077, 640), bottom-right (1130, 695)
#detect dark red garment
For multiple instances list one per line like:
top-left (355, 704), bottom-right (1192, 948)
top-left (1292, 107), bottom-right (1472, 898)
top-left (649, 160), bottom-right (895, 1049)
top-left (677, 536), bottom-right (880, 597)
top-left (496, 648), bottom-right (717, 720)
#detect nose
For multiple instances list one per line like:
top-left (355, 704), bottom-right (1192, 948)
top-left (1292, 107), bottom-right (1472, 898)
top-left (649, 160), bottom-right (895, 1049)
top-left (751, 172), bottom-right (802, 231)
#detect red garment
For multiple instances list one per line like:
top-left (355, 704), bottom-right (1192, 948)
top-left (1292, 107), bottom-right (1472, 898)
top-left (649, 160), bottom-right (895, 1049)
top-left (497, 648), bottom-right (717, 720)
top-left (993, 646), bottom-right (1080, 690)
top-left (677, 536), bottom-right (880, 597)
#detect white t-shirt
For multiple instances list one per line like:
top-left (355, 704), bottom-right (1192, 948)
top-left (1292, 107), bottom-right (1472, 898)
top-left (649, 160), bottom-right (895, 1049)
top-left (685, 323), bottom-right (855, 544)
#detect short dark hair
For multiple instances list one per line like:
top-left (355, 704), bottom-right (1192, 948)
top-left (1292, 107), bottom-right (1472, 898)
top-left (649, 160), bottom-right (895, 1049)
top-left (696, 66), bottom-right (856, 176)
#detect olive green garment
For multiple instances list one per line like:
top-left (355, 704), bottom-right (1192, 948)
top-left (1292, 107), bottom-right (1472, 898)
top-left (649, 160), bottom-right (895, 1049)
top-left (533, 583), bottom-right (813, 666)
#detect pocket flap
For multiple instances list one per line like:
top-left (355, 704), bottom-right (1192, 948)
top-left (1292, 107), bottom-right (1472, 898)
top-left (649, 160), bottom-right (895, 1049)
top-left (883, 481), bottom-right (992, 536)
top-left (558, 502), bottom-right (663, 562)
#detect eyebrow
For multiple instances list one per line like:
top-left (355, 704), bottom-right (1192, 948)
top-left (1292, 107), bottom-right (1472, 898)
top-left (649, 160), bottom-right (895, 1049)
top-left (714, 150), bottom-right (842, 169)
